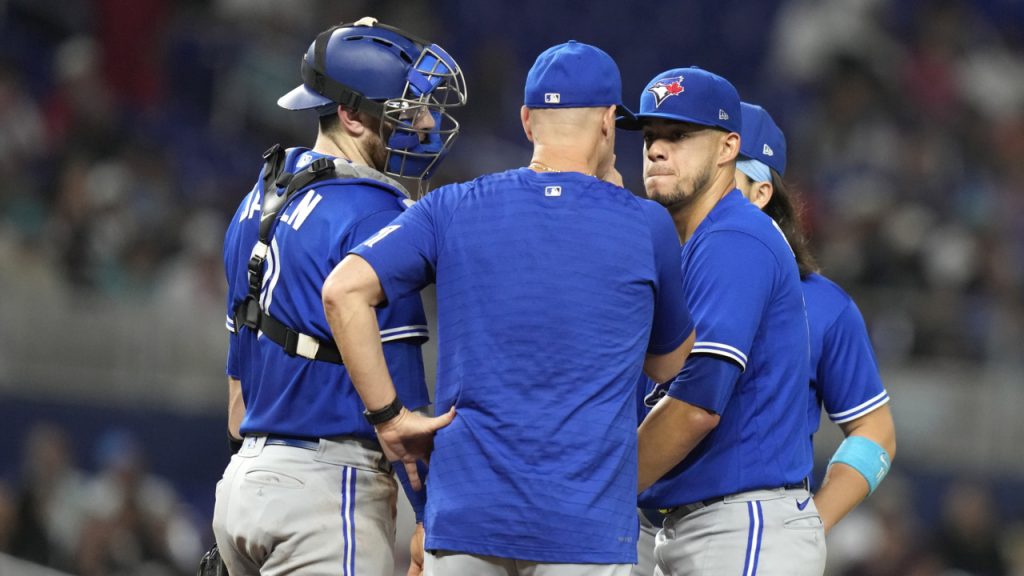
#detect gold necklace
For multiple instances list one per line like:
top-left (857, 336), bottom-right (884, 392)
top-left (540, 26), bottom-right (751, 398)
top-left (528, 160), bottom-right (594, 177)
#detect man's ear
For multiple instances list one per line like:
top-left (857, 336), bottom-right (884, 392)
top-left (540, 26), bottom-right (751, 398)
top-left (719, 131), bottom-right (741, 165)
top-left (750, 180), bottom-right (774, 210)
top-left (521, 106), bottom-right (534, 143)
top-left (602, 105), bottom-right (616, 138)
top-left (338, 107), bottom-right (368, 137)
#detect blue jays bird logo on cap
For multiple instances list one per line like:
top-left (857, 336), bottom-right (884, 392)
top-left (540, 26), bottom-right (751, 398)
top-left (648, 76), bottom-right (685, 108)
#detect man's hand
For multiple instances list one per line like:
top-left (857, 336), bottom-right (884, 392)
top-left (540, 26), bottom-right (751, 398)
top-left (376, 406), bottom-right (456, 490)
top-left (407, 522), bottom-right (426, 576)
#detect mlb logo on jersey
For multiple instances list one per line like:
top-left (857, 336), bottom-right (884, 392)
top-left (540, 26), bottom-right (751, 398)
top-left (544, 186), bottom-right (562, 197)
top-left (544, 93), bottom-right (561, 104)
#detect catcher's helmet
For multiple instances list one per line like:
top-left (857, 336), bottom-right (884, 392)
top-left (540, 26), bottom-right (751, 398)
top-left (278, 17), bottom-right (467, 180)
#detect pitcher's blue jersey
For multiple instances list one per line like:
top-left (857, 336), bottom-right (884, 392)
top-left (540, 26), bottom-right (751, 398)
top-left (803, 273), bottom-right (889, 441)
top-left (351, 168), bottom-right (694, 564)
top-left (640, 190), bottom-right (811, 509)
top-left (223, 149), bottom-right (430, 440)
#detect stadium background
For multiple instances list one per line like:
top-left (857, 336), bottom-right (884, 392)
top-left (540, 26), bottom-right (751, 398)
top-left (1, 0), bottom-right (1023, 574)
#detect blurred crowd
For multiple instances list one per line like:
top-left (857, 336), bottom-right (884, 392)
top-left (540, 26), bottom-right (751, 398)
top-left (1, 0), bottom-right (1022, 362)
top-left (1, 0), bottom-right (1023, 575)
top-left (766, 0), bottom-right (1024, 365)
top-left (0, 423), bottom-right (202, 576)
top-left (825, 473), bottom-right (1024, 576)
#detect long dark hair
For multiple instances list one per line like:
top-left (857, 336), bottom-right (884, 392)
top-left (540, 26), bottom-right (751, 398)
top-left (764, 170), bottom-right (818, 278)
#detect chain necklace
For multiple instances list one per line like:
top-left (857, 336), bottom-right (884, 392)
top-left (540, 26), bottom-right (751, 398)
top-left (528, 160), bottom-right (594, 177)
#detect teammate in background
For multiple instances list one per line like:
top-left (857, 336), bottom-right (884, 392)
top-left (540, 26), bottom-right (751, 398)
top-left (214, 18), bottom-right (466, 576)
top-left (621, 67), bottom-right (825, 575)
top-left (733, 102), bottom-right (896, 533)
top-left (323, 40), bottom-right (695, 576)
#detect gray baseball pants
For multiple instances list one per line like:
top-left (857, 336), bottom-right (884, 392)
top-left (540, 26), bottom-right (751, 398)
top-left (651, 486), bottom-right (826, 576)
top-left (213, 434), bottom-right (398, 576)
top-left (425, 551), bottom-right (632, 576)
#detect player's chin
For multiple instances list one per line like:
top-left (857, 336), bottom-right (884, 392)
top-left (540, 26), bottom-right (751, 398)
top-left (644, 177), bottom-right (674, 200)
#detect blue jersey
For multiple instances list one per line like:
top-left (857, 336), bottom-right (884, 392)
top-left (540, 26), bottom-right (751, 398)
top-left (223, 148), bottom-right (430, 440)
top-left (351, 168), bottom-right (693, 563)
top-left (640, 190), bottom-right (811, 509)
top-left (803, 273), bottom-right (889, 441)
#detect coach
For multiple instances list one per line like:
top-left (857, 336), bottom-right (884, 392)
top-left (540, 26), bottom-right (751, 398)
top-left (324, 40), bottom-right (695, 575)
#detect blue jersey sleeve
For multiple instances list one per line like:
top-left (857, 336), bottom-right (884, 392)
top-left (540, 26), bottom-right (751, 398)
top-left (342, 208), bottom-right (406, 256)
top-left (350, 186), bottom-right (450, 304)
top-left (223, 193), bottom-right (253, 378)
top-left (226, 332), bottom-right (240, 378)
top-left (669, 230), bottom-right (777, 413)
top-left (667, 354), bottom-right (742, 414)
top-left (819, 299), bottom-right (889, 423)
top-left (223, 197), bottom-right (248, 334)
top-left (643, 202), bottom-right (694, 354)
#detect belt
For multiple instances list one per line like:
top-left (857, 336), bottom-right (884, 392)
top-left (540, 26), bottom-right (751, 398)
top-left (264, 435), bottom-right (321, 451)
top-left (643, 478), bottom-right (810, 526)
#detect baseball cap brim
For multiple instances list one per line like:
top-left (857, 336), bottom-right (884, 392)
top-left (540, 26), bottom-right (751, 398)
top-left (616, 111), bottom-right (728, 132)
top-left (277, 84), bottom-right (336, 111)
top-left (615, 104), bottom-right (636, 127)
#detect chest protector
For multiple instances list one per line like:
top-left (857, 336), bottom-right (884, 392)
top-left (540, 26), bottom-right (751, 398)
top-left (232, 144), bottom-right (413, 364)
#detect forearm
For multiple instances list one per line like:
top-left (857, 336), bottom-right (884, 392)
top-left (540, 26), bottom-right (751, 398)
top-left (228, 377), bottom-right (244, 440)
top-left (814, 405), bottom-right (896, 533)
top-left (813, 463), bottom-right (869, 533)
top-left (637, 396), bottom-right (718, 492)
top-left (323, 257), bottom-right (397, 411)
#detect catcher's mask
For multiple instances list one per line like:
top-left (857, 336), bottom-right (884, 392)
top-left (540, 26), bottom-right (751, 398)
top-left (278, 17), bottom-right (468, 181)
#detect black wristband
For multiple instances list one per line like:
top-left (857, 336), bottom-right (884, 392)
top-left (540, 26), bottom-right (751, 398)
top-left (228, 433), bottom-right (243, 455)
top-left (363, 397), bottom-right (404, 426)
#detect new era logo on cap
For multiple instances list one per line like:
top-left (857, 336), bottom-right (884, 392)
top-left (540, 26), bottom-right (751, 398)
top-left (738, 102), bottom-right (787, 176)
top-left (544, 93), bottom-right (561, 104)
top-left (719, 109), bottom-right (729, 120)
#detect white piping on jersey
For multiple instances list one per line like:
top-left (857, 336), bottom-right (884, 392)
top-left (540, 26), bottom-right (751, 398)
top-left (380, 326), bottom-right (429, 343)
top-left (771, 219), bottom-right (795, 255)
top-left (830, 390), bottom-right (890, 424)
top-left (379, 325), bottom-right (428, 336)
top-left (691, 341), bottom-right (749, 370)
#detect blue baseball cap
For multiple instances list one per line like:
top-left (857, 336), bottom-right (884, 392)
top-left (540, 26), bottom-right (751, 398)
top-left (524, 40), bottom-right (635, 122)
top-left (618, 67), bottom-right (741, 134)
top-left (738, 102), bottom-right (787, 177)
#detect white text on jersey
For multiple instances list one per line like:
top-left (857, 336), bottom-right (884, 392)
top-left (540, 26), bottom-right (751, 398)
top-left (242, 186), bottom-right (261, 222)
top-left (363, 225), bottom-right (401, 248)
top-left (281, 190), bottom-right (323, 231)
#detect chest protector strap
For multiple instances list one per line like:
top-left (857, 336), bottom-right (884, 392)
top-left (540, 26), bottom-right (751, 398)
top-left (233, 145), bottom-right (345, 364)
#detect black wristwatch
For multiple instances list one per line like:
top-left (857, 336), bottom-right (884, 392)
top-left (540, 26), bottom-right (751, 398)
top-left (363, 396), bottom-right (404, 426)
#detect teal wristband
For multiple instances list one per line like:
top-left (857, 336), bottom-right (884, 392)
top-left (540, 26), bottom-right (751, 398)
top-left (828, 436), bottom-right (891, 495)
